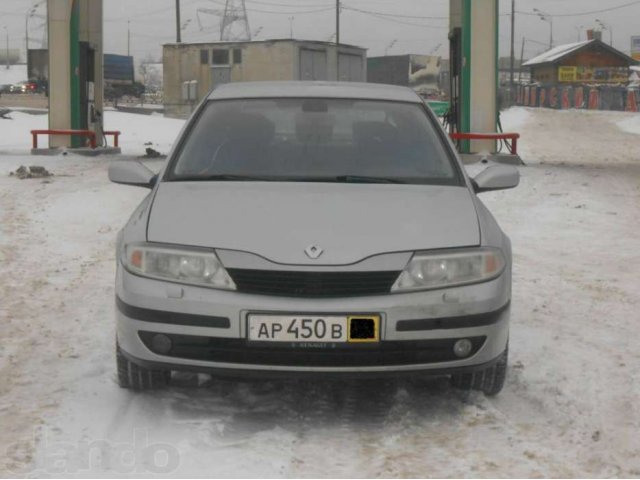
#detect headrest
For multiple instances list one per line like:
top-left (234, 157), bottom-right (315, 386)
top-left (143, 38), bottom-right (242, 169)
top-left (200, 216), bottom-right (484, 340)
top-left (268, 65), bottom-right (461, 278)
top-left (353, 121), bottom-right (400, 145)
top-left (225, 112), bottom-right (275, 144)
top-left (295, 112), bottom-right (335, 143)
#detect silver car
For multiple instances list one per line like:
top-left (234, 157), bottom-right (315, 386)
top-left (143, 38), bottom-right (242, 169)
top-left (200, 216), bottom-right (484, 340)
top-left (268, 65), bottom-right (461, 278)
top-left (109, 81), bottom-right (519, 395)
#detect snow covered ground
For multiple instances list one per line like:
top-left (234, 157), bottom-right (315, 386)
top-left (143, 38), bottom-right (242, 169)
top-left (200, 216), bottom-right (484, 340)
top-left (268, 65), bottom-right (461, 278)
top-left (1, 107), bottom-right (639, 477)
top-left (0, 110), bottom-right (183, 156)
top-left (618, 114), bottom-right (640, 136)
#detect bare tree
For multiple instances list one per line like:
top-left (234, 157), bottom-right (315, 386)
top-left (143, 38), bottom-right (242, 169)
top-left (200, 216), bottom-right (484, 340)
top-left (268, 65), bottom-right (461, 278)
top-left (138, 54), bottom-right (162, 95)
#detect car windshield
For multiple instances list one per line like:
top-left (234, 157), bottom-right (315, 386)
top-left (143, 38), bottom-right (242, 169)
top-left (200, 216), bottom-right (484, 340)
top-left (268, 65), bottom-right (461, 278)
top-left (167, 98), bottom-right (461, 185)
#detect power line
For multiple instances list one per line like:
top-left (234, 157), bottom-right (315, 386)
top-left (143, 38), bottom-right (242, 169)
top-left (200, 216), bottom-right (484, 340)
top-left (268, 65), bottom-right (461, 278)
top-left (245, 0), bottom-right (333, 7)
top-left (342, 4), bottom-right (448, 20)
top-left (207, 0), bottom-right (334, 14)
top-left (514, 0), bottom-right (640, 18)
top-left (243, 5), bottom-right (335, 14)
top-left (106, 0), bottom-right (201, 23)
top-left (341, 6), bottom-right (448, 28)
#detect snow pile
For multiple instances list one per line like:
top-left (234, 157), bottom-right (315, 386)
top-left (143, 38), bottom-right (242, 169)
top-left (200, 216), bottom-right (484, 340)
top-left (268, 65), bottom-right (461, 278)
top-left (0, 111), bottom-right (47, 151)
top-left (616, 114), bottom-right (640, 135)
top-left (103, 110), bottom-right (184, 155)
top-left (500, 107), bottom-right (532, 133)
top-left (0, 110), bottom-right (185, 155)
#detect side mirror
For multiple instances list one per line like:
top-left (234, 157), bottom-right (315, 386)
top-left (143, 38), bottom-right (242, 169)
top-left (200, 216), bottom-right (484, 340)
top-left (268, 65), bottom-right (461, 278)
top-left (108, 161), bottom-right (157, 189)
top-left (472, 165), bottom-right (520, 193)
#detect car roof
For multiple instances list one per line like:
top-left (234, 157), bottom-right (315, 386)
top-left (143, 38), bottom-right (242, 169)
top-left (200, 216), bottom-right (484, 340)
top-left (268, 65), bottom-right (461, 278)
top-left (207, 81), bottom-right (423, 103)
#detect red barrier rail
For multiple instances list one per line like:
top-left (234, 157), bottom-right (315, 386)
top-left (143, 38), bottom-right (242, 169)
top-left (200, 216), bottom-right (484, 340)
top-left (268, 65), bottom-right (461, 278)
top-left (31, 129), bottom-right (96, 149)
top-left (449, 132), bottom-right (520, 155)
top-left (31, 129), bottom-right (122, 149)
top-left (104, 131), bottom-right (121, 147)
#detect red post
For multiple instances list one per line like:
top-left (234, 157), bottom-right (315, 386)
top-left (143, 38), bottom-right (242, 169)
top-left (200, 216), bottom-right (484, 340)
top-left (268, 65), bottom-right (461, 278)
top-left (539, 88), bottom-right (547, 108)
top-left (561, 88), bottom-right (570, 110)
top-left (575, 88), bottom-right (584, 109)
top-left (588, 89), bottom-right (599, 110)
top-left (626, 91), bottom-right (638, 113)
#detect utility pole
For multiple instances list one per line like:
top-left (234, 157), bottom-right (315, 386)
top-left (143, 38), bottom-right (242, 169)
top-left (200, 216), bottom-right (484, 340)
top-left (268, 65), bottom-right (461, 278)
top-left (509, 0), bottom-right (515, 104)
top-left (175, 0), bottom-right (182, 43)
top-left (336, 0), bottom-right (340, 80)
top-left (25, 16), bottom-right (29, 63)
top-left (288, 16), bottom-right (294, 39)
top-left (336, 0), bottom-right (340, 46)
top-left (518, 37), bottom-right (525, 84)
top-left (127, 20), bottom-right (130, 56)
top-left (25, 5), bottom-right (38, 67)
top-left (4, 26), bottom-right (9, 69)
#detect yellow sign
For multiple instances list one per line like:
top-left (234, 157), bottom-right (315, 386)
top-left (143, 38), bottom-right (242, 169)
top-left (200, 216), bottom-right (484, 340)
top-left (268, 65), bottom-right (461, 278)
top-left (633, 52), bottom-right (640, 62)
top-left (558, 66), bottom-right (630, 83)
top-left (558, 66), bottom-right (578, 82)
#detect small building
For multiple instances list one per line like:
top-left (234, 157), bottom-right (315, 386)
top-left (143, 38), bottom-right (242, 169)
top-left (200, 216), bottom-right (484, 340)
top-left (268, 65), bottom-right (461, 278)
top-left (163, 39), bottom-right (367, 117)
top-left (367, 54), bottom-right (442, 97)
top-left (523, 39), bottom-right (637, 85)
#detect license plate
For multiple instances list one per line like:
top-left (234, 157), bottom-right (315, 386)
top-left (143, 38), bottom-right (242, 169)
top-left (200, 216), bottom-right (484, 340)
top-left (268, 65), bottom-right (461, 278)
top-left (247, 315), bottom-right (380, 343)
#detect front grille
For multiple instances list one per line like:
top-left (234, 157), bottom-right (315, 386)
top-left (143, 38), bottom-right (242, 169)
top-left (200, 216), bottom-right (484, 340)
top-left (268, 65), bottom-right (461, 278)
top-left (139, 332), bottom-right (487, 367)
top-left (226, 269), bottom-right (401, 298)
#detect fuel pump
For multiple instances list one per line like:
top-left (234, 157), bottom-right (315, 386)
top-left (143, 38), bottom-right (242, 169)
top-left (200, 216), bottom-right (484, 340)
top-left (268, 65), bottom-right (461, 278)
top-left (78, 42), bottom-right (103, 145)
top-left (447, 27), bottom-right (463, 149)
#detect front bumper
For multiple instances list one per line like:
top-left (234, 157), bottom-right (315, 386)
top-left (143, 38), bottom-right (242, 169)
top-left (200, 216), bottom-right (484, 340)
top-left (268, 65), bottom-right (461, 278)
top-left (116, 267), bottom-right (510, 376)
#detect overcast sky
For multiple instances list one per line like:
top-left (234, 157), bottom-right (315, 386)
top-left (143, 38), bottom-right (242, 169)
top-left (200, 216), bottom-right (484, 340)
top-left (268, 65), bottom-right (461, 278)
top-left (1, 0), bottom-right (639, 62)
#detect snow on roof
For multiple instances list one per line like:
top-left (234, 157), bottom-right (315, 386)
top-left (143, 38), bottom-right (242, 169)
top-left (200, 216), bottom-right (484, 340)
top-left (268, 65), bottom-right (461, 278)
top-left (523, 40), bottom-right (593, 67)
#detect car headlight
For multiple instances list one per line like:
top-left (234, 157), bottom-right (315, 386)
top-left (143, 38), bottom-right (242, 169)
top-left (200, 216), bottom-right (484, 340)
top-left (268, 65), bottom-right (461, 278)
top-left (391, 248), bottom-right (506, 292)
top-left (123, 243), bottom-right (236, 290)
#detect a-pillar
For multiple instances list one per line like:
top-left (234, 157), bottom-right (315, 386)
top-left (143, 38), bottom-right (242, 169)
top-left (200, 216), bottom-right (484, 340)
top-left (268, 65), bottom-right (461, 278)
top-left (47, 0), bottom-right (103, 148)
top-left (450, 0), bottom-right (498, 153)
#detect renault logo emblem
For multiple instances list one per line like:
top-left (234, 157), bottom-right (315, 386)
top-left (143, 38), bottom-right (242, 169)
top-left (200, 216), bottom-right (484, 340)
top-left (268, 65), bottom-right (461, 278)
top-left (305, 245), bottom-right (323, 259)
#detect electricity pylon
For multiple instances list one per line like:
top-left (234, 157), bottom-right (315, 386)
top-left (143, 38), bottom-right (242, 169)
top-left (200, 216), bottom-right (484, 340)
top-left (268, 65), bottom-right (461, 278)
top-left (221, 0), bottom-right (251, 41)
top-left (197, 0), bottom-right (251, 41)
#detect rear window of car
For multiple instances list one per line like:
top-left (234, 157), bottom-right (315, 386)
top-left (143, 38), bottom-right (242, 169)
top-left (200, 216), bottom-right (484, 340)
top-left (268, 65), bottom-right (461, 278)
top-left (167, 98), bottom-right (462, 186)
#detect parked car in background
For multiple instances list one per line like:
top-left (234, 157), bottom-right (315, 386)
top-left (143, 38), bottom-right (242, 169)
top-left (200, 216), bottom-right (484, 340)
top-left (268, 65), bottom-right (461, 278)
top-left (109, 81), bottom-right (520, 396)
top-left (9, 81), bottom-right (37, 93)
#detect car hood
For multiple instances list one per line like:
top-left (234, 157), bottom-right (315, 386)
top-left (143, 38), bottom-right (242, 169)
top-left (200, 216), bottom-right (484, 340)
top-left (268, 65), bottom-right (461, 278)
top-left (147, 182), bottom-right (480, 266)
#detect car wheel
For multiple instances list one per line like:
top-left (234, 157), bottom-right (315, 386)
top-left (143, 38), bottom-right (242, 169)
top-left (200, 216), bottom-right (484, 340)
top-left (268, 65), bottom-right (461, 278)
top-left (450, 346), bottom-right (508, 396)
top-left (116, 341), bottom-right (170, 390)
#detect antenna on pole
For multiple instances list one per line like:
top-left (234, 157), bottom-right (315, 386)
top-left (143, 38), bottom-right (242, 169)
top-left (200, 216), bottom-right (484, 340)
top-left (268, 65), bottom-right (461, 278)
top-left (220, 0), bottom-right (251, 41)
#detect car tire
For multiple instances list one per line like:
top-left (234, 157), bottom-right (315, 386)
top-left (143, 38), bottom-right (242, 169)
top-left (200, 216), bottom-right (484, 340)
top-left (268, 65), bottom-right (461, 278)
top-left (450, 346), bottom-right (508, 396)
top-left (116, 341), bottom-right (170, 390)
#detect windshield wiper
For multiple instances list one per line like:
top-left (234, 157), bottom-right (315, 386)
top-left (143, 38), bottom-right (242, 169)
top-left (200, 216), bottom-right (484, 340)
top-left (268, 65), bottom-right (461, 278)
top-left (169, 174), bottom-right (276, 182)
top-left (333, 175), bottom-right (408, 184)
top-left (169, 174), bottom-right (409, 184)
